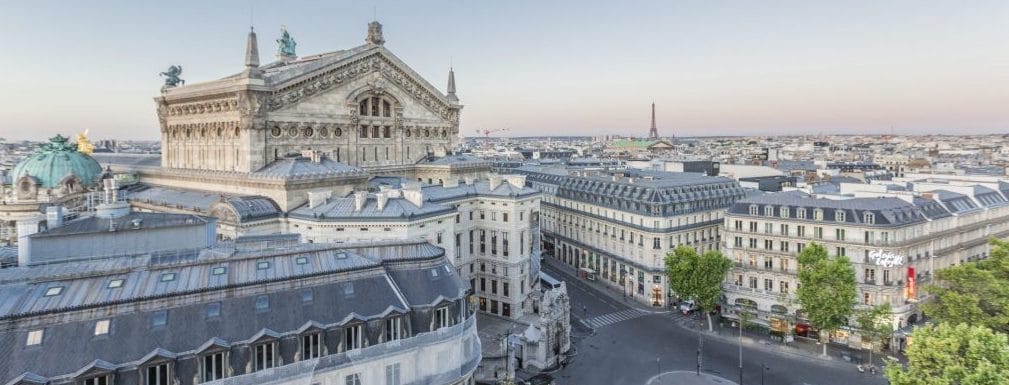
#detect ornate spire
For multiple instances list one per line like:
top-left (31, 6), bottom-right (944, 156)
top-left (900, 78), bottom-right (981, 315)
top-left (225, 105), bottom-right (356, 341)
top-left (245, 27), bottom-right (260, 68)
top-left (446, 67), bottom-right (458, 103)
top-left (648, 101), bottom-right (659, 139)
top-left (366, 21), bottom-right (385, 46)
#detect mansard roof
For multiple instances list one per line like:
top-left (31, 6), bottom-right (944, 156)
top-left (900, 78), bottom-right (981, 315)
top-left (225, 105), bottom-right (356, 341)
top-left (288, 192), bottom-right (456, 221)
top-left (0, 240), bottom-right (463, 383)
top-left (422, 180), bottom-right (540, 203)
top-left (728, 191), bottom-right (947, 226)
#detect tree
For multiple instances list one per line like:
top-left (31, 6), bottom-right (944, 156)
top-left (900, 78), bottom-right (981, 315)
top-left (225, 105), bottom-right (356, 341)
top-left (923, 238), bottom-right (1009, 335)
top-left (855, 303), bottom-right (893, 369)
top-left (665, 245), bottom-right (733, 332)
top-left (795, 243), bottom-right (857, 356)
top-left (886, 323), bottom-right (1009, 385)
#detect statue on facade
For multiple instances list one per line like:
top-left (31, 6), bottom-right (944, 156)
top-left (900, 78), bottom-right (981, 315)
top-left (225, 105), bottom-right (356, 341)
top-left (160, 65), bottom-right (184, 88)
top-left (76, 129), bottom-right (94, 155)
top-left (277, 26), bottom-right (297, 58)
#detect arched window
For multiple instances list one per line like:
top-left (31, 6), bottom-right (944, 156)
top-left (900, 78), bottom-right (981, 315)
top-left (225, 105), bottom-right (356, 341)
top-left (358, 96), bottom-right (395, 117)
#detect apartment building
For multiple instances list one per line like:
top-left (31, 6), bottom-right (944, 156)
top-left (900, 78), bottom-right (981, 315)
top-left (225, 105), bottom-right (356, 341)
top-left (722, 183), bottom-right (1009, 351)
top-left (513, 166), bottom-right (746, 307)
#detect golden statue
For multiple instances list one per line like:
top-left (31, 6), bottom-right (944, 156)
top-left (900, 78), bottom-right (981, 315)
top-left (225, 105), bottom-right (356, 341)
top-left (76, 129), bottom-right (94, 155)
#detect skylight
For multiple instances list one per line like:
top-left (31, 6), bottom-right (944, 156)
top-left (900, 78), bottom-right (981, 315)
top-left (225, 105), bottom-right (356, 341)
top-left (211, 266), bottom-right (227, 275)
top-left (257, 261), bottom-right (271, 270)
top-left (160, 273), bottom-right (176, 282)
top-left (44, 286), bottom-right (64, 297)
top-left (107, 279), bottom-right (124, 289)
top-left (151, 310), bottom-right (168, 327)
top-left (296, 256), bottom-right (309, 265)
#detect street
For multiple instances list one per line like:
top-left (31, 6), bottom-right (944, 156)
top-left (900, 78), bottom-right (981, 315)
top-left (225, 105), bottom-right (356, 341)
top-left (542, 261), bottom-right (889, 385)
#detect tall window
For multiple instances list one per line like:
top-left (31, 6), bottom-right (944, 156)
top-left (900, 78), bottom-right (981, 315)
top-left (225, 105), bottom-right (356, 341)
top-left (491, 231), bottom-right (498, 255)
top-left (302, 332), bottom-right (322, 360)
top-left (385, 363), bottom-right (402, 385)
top-left (480, 230), bottom-right (486, 253)
top-left (203, 352), bottom-right (226, 382)
top-left (435, 307), bottom-right (451, 329)
top-left (145, 363), bottom-right (170, 385)
top-left (253, 342), bottom-right (276, 371)
top-left (345, 374), bottom-right (362, 385)
top-left (345, 324), bottom-right (363, 351)
top-left (385, 317), bottom-right (402, 341)
top-left (503, 282), bottom-right (510, 297)
top-left (84, 375), bottom-right (111, 385)
top-left (502, 233), bottom-right (509, 257)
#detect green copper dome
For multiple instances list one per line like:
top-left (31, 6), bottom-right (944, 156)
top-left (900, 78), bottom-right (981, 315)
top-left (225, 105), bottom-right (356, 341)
top-left (12, 135), bottom-right (103, 189)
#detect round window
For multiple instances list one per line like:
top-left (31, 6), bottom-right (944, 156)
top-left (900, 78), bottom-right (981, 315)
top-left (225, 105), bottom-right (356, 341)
top-left (271, 127), bottom-right (281, 137)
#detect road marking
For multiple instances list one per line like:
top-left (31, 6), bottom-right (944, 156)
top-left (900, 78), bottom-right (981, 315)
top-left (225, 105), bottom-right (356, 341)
top-left (581, 308), bottom-right (651, 329)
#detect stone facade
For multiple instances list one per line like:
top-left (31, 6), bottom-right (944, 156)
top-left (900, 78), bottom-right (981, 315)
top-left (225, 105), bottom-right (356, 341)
top-left (154, 22), bottom-right (460, 174)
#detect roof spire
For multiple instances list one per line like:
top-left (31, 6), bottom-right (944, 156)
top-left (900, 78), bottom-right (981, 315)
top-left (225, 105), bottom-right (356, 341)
top-left (446, 66), bottom-right (458, 103)
top-left (245, 26), bottom-right (260, 68)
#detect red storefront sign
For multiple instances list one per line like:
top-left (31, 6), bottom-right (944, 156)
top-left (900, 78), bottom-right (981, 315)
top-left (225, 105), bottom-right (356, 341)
top-left (906, 266), bottom-right (916, 300)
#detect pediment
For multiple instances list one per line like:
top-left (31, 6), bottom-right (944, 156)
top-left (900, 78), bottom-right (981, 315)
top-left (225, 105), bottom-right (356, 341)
top-left (5, 372), bottom-right (47, 385)
top-left (70, 359), bottom-right (117, 379)
top-left (266, 48), bottom-right (458, 122)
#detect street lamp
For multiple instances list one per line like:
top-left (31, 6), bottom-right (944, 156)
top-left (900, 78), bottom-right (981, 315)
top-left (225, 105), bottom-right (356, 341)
top-left (737, 305), bottom-right (744, 385)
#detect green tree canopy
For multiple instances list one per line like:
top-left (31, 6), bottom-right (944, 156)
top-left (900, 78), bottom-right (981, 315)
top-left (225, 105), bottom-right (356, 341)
top-left (856, 303), bottom-right (893, 367)
top-left (795, 242), bottom-right (857, 355)
top-left (923, 238), bottom-right (1009, 335)
top-left (665, 245), bottom-right (732, 332)
top-left (886, 323), bottom-right (1009, 385)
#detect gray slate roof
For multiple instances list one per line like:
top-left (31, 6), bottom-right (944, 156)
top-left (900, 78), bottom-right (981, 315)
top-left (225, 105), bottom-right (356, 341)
top-left (0, 241), bottom-right (465, 383)
top-left (29, 212), bottom-right (210, 239)
top-left (422, 180), bottom-right (541, 203)
top-left (289, 194), bottom-right (455, 221)
top-left (251, 157), bottom-right (365, 179)
top-left (729, 190), bottom-right (950, 226)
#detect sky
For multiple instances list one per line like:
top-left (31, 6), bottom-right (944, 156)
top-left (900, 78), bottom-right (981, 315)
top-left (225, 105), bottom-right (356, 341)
top-left (0, 0), bottom-right (1007, 140)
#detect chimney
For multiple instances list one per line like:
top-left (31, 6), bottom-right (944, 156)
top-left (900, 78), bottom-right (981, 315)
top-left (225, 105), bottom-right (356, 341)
top-left (505, 175), bottom-right (526, 189)
top-left (464, 177), bottom-right (475, 185)
top-left (921, 192), bottom-right (934, 200)
top-left (402, 188), bottom-right (424, 207)
top-left (16, 216), bottom-right (44, 266)
top-left (386, 188), bottom-right (402, 198)
top-left (45, 206), bottom-right (64, 229)
top-left (353, 191), bottom-right (368, 212)
top-left (308, 190), bottom-right (332, 209)
top-left (488, 175), bottom-right (502, 190)
top-left (376, 192), bottom-right (389, 211)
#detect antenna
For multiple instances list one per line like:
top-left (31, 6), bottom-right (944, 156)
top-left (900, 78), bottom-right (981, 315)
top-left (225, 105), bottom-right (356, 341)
top-left (249, 1), bottom-right (254, 28)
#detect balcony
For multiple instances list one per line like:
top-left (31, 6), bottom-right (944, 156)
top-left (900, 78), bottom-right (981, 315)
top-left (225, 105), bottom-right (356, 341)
top-left (863, 279), bottom-right (876, 285)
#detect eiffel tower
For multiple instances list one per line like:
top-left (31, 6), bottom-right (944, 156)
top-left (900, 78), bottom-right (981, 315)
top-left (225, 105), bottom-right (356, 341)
top-left (648, 102), bottom-right (659, 139)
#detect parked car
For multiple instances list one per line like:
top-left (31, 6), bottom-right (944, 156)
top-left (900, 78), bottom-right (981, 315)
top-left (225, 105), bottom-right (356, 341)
top-left (679, 299), bottom-right (698, 314)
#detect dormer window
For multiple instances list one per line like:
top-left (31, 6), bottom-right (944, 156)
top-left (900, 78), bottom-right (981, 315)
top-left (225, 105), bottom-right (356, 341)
top-left (797, 208), bottom-right (806, 219)
top-left (814, 209), bottom-right (824, 221)
top-left (780, 207), bottom-right (790, 218)
top-left (749, 205), bottom-right (758, 215)
top-left (764, 206), bottom-right (774, 217)
top-left (864, 212), bottom-right (875, 225)
top-left (384, 316), bottom-right (403, 342)
top-left (836, 211), bottom-right (846, 222)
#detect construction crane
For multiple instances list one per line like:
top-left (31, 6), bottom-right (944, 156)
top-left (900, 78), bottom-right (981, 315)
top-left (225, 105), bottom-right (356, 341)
top-left (476, 128), bottom-right (510, 138)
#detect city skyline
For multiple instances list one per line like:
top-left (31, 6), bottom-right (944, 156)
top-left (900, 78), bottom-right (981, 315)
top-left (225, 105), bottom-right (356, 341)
top-left (1, 0), bottom-right (1007, 140)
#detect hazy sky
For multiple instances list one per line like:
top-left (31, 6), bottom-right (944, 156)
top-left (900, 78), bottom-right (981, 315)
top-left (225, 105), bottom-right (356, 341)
top-left (0, 1), bottom-right (1007, 140)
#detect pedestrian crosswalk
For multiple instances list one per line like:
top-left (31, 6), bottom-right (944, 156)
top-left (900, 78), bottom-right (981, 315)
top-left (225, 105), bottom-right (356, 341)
top-left (580, 308), bottom-right (651, 329)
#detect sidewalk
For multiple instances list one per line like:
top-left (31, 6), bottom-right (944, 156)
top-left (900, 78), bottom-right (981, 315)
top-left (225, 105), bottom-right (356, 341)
top-left (542, 257), bottom-right (672, 314)
top-left (543, 258), bottom-right (890, 370)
